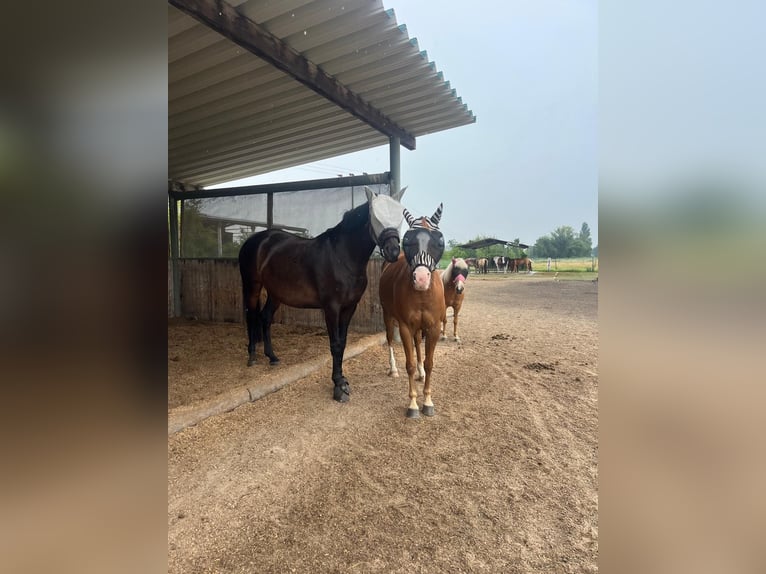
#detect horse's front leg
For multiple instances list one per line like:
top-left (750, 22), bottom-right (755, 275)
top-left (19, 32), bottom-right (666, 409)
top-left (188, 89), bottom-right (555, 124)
top-left (421, 326), bottom-right (440, 417)
top-left (324, 305), bottom-right (356, 402)
top-left (452, 302), bottom-right (462, 342)
top-left (399, 324), bottom-right (420, 418)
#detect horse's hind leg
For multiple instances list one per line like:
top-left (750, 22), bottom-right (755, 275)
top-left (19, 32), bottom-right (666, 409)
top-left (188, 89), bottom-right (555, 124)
top-left (440, 309), bottom-right (448, 342)
top-left (414, 330), bottom-right (425, 381)
top-left (244, 285), bottom-right (262, 366)
top-left (246, 307), bottom-right (259, 366)
top-left (384, 313), bottom-right (399, 378)
top-left (261, 295), bottom-right (280, 365)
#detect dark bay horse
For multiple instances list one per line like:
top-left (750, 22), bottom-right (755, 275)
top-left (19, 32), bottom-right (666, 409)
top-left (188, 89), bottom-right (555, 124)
top-left (439, 257), bottom-right (469, 342)
top-left (379, 204), bottom-right (446, 418)
top-left (239, 187), bottom-right (406, 403)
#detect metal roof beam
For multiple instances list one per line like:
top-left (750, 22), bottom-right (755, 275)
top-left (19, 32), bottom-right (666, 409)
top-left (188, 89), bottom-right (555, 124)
top-left (169, 0), bottom-right (416, 150)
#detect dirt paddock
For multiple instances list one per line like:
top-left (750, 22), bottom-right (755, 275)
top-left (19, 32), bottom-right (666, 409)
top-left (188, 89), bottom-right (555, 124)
top-left (168, 276), bottom-right (598, 573)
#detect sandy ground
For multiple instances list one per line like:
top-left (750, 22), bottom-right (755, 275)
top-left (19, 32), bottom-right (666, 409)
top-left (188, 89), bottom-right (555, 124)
top-left (168, 275), bottom-right (598, 573)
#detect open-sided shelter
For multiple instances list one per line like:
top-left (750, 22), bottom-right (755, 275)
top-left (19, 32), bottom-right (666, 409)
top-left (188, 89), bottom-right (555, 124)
top-left (168, 0), bottom-right (476, 329)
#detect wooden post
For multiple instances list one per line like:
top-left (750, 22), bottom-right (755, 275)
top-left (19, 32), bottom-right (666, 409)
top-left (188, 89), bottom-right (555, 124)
top-left (216, 222), bottom-right (223, 257)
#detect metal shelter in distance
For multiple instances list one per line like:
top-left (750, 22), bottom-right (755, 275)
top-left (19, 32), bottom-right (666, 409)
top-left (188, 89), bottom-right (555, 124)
top-left (458, 238), bottom-right (530, 250)
top-left (168, 0), bottom-right (476, 318)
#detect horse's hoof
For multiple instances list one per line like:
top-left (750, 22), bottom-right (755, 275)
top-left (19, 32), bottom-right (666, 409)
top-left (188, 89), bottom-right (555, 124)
top-left (387, 369), bottom-right (399, 378)
top-left (247, 359), bottom-right (256, 367)
top-left (422, 405), bottom-right (435, 417)
top-left (439, 335), bottom-right (447, 341)
top-left (406, 407), bottom-right (420, 419)
top-left (333, 383), bottom-right (350, 403)
top-left (268, 357), bottom-right (280, 365)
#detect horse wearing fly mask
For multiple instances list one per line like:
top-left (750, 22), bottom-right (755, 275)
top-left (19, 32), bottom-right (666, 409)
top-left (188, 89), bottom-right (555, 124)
top-left (379, 203), bottom-right (446, 418)
top-left (239, 186), bottom-right (406, 403)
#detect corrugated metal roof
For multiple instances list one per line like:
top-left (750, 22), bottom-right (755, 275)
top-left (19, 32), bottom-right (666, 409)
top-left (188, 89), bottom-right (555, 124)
top-left (169, 0), bottom-right (475, 187)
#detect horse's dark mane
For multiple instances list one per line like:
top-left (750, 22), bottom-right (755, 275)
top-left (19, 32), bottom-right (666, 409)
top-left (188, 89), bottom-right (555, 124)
top-left (324, 201), bottom-right (370, 238)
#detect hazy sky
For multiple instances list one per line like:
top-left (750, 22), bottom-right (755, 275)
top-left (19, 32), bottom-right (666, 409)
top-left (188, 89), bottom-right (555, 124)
top-left (212, 0), bottom-right (598, 247)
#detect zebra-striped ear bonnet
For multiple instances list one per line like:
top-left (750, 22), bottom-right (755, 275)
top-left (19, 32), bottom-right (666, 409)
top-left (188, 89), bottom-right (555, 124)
top-left (403, 203), bottom-right (443, 230)
top-left (401, 203), bottom-right (445, 272)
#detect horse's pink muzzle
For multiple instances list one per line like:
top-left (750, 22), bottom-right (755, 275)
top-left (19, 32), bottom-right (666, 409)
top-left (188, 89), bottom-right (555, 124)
top-left (412, 266), bottom-right (431, 291)
top-left (455, 279), bottom-right (465, 294)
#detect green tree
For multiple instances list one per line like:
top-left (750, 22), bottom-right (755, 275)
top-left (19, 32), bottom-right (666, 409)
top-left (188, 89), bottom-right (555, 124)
top-left (181, 199), bottom-right (249, 257)
top-left (532, 235), bottom-right (555, 258)
top-left (575, 222), bottom-right (593, 257)
top-left (551, 226), bottom-right (578, 258)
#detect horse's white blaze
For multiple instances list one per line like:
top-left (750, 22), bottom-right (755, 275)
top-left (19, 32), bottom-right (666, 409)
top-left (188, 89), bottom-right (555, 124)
top-left (387, 345), bottom-right (399, 377)
top-left (365, 188), bottom-right (405, 240)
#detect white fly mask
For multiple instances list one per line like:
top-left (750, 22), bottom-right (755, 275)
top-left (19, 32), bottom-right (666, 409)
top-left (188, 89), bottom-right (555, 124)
top-left (365, 186), bottom-right (407, 262)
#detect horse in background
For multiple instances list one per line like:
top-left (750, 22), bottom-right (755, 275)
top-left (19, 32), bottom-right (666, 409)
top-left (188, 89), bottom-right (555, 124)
top-left (464, 257), bottom-right (479, 272)
top-left (239, 186), bottom-right (406, 403)
top-left (440, 257), bottom-right (469, 342)
top-left (512, 257), bottom-right (533, 273)
top-left (493, 255), bottom-right (510, 273)
top-left (380, 203), bottom-right (446, 418)
top-left (477, 258), bottom-right (489, 274)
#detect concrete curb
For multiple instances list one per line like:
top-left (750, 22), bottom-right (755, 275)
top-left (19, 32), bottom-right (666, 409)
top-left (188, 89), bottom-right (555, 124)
top-left (168, 332), bottom-right (386, 436)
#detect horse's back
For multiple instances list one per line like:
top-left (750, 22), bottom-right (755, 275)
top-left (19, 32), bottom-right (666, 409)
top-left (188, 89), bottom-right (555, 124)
top-left (239, 229), bottom-right (324, 307)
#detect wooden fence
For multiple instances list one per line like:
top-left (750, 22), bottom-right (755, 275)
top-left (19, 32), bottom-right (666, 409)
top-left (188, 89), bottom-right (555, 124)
top-left (168, 258), bottom-right (386, 333)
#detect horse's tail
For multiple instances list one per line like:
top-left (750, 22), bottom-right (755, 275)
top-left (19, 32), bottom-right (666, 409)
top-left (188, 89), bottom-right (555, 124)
top-left (238, 235), bottom-right (264, 343)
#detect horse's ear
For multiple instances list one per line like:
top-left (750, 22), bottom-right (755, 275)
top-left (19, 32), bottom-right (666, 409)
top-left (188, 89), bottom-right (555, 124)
top-left (431, 203), bottom-right (443, 227)
top-left (364, 186), bottom-right (375, 203)
top-left (403, 208), bottom-right (415, 227)
top-left (391, 185), bottom-right (407, 202)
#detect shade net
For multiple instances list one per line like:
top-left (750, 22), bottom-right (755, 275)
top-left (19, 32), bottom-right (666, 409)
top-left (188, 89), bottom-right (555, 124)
top-left (179, 183), bottom-right (391, 258)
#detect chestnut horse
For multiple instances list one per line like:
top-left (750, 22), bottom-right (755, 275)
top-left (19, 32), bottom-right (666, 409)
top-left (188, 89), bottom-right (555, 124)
top-left (512, 257), bottom-right (533, 273)
top-left (463, 257), bottom-right (479, 272)
top-left (440, 257), bottom-right (469, 342)
top-left (239, 187), bottom-right (406, 403)
top-left (379, 203), bottom-right (446, 418)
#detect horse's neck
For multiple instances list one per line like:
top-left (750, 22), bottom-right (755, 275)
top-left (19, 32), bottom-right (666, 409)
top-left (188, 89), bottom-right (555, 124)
top-left (442, 264), bottom-right (453, 287)
top-left (330, 224), bottom-right (376, 270)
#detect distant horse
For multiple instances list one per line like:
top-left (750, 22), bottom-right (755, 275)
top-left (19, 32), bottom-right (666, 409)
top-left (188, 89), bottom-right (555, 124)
top-left (464, 257), bottom-right (479, 272)
top-left (239, 186), bottom-right (406, 403)
top-left (477, 258), bottom-right (489, 274)
top-left (493, 255), bottom-right (510, 273)
top-left (440, 257), bottom-right (469, 342)
top-left (512, 257), bottom-right (533, 273)
top-left (380, 203), bottom-right (446, 418)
